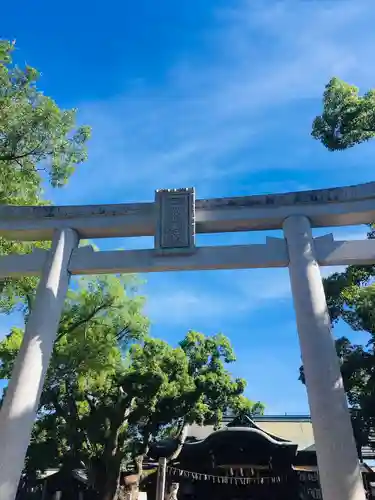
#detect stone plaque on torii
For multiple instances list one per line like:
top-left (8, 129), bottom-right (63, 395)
top-left (1, 183), bottom-right (375, 500)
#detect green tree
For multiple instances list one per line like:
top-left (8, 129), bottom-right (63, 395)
top-left (299, 242), bottom-right (375, 456)
top-left (312, 77), bottom-right (375, 151)
top-left (324, 260), bottom-right (375, 448)
top-left (0, 39), bottom-right (90, 198)
top-left (0, 274), bottom-right (148, 499)
top-left (299, 334), bottom-right (375, 459)
top-left (126, 332), bottom-right (263, 473)
top-left (0, 276), bottom-right (262, 500)
top-left (0, 39), bottom-right (91, 313)
top-left (306, 78), bottom-right (375, 455)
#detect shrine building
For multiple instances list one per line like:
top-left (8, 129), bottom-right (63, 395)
top-left (148, 414), bottom-right (375, 500)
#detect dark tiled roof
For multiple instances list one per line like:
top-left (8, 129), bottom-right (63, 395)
top-left (247, 415), bottom-right (374, 460)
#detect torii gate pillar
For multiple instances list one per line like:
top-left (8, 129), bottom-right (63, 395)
top-left (0, 229), bottom-right (78, 500)
top-left (283, 215), bottom-right (366, 500)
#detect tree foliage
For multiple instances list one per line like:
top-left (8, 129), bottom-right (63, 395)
top-left (0, 36), bottom-right (262, 500)
top-left (0, 39), bottom-right (91, 314)
top-left (0, 39), bottom-right (91, 197)
top-left (299, 230), bottom-right (375, 455)
top-left (0, 275), bottom-right (148, 499)
top-left (308, 78), bottom-right (375, 452)
top-left (312, 77), bottom-right (375, 151)
top-left (0, 276), bottom-right (262, 500)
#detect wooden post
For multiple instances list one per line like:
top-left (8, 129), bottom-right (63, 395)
top-left (41, 481), bottom-right (47, 500)
top-left (155, 458), bottom-right (167, 500)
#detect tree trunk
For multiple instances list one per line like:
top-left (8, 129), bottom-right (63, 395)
top-left (135, 455), bottom-right (144, 479)
top-left (118, 480), bottom-right (139, 500)
top-left (168, 424), bottom-right (188, 460)
top-left (98, 465), bottom-right (121, 500)
top-left (97, 393), bottom-right (134, 500)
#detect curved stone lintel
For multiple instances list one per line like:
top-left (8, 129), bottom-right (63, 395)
top-left (0, 181), bottom-right (374, 240)
top-left (197, 181), bottom-right (375, 209)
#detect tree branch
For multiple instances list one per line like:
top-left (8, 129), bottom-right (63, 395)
top-left (65, 380), bottom-right (79, 420)
top-left (168, 422), bottom-right (188, 461)
top-left (0, 142), bottom-right (44, 162)
top-left (25, 292), bottom-right (33, 317)
top-left (49, 389), bottom-right (68, 423)
top-left (56, 299), bottom-right (115, 342)
top-left (115, 323), bottom-right (131, 342)
top-left (85, 394), bottom-right (97, 413)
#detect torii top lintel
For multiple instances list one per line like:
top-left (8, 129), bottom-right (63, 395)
top-left (1, 181), bottom-right (375, 241)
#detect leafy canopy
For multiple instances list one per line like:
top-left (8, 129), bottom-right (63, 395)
top-left (307, 77), bottom-right (375, 454)
top-left (0, 39), bottom-right (91, 314)
top-left (322, 258), bottom-right (375, 427)
top-left (299, 229), bottom-right (375, 454)
top-left (0, 39), bottom-right (91, 199)
top-left (312, 77), bottom-right (375, 151)
top-left (0, 275), bottom-right (148, 470)
top-left (0, 275), bottom-right (262, 500)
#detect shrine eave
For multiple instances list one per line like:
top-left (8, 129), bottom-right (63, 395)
top-left (149, 423), bottom-right (298, 464)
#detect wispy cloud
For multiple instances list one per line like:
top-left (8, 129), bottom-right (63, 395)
top-left (144, 224), bottom-right (369, 327)
top-left (145, 287), bottom-right (230, 327)
top-left (144, 267), bottom-right (292, 329)
top-left (31, 0), bottom-right (375, 414)
top-left (51, 0), bottom-right (375, 206)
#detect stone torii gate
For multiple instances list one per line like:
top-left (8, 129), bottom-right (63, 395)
top-left (1, 183), bottom-right (375, 500)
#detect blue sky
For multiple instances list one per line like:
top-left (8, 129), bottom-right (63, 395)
top-left (2, 0), bottom-right (375, 414)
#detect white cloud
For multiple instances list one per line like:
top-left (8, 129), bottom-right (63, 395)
top-left (42, 1), bottom-right (375, 387)
top-left (144, 223), bottom-right (370, 327)
top-left (145, 288), bottom-right (230, 326)
top-left (144, 268), bottom-right (292, 327)
top-left (52, 0), bottom-right (375, 205)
